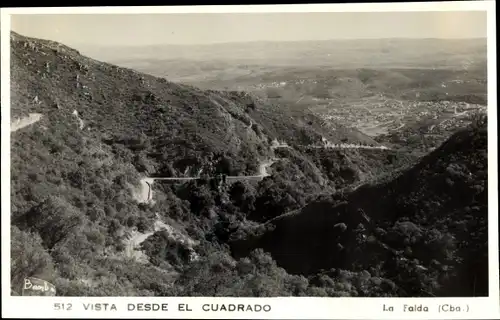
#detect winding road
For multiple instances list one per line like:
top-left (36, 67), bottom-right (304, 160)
top-left (124, 213), bottom-right (198, 263)
top-left (134, 137), bottom-right (391, 203)
top-left (303, 144), bottom-right (391, 150)
top-left (134, 139), bottom-right (293, 203)
top-left (135, 158), bottom-right (279, 203)
top-left (10, 113), bottom-right (43, 132)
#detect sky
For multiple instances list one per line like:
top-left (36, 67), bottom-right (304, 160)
top-left (10, 11), bottom-right (487, 48)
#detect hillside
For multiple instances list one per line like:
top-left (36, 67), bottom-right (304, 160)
top-left (11, 31), bottom-right (344, 296)
top-left (11, 31), bottom-right (377, 179)
top-left (9, 31), bottom-right (487, 298)
top-left (271, 146), bottom-right (417, 191)
top-left (230, 119), bottom-right (488, 297)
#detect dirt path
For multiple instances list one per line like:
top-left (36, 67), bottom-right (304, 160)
top-left (124, 230), bottom-right (154, 263)
top-left (132, 136), bottom-right (390, 204)
top-left (123, 214), bottom-right (199, 263)
top-left (304, 144), bottom-right (391, 151)
top-left (131, 178), bottom-right (155, 203)
top-left (136, 160), bottom-right (278, 203)
top-left (258, 158), bottom-right (278, 177)
top-left (134, 138), bottom-right (288, 203)
top-left (391, 123), bottom-right (405, 131)
top-left (270, 139), bottom-right (291, 150)
top-left (11, 113), bottom-right (43, 132)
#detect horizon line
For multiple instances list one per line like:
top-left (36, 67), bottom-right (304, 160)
top-left (87, 37), bottom-right (489, 47)
top-left (10, 30), bottom-right (487, 49)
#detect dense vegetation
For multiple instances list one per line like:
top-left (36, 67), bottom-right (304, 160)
top-left (10, 31), bottom-right (489, 297)
top-left (230, 116), bottom-right (488, 297)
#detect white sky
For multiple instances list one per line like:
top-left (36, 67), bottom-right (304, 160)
top-left (11, 11), bottom-right (487, 48)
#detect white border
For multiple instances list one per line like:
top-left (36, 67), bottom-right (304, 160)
top-left (0, 2), bottom-right (494, 13)
top-left (1, 2), bottom-right (498, 319)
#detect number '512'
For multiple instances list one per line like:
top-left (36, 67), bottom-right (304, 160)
top-left (54, 303), bottom-right (72, 311)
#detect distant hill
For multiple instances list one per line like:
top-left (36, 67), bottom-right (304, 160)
top-left (81, 38), bottom-right (487, 70)
top-left (187, 66), bottom-right (487, 106)
top-left (80, 38), bottom-right (487, 106)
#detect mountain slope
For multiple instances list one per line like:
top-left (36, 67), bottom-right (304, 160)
top-left (230, 119), bottom-right (488, 297)
top-left (10, 31), bottom-right (487, 298)
top-left (9, 31), bottom-right (384, 296)
top-left (11, 31), bottom-right (375, 178)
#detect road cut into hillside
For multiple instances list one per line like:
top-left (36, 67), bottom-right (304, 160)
top-left (11, 113), bottom-right (43, 132)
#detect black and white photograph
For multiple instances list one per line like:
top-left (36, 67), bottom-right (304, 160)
top-left (1, 3), bottom-right (497, 316)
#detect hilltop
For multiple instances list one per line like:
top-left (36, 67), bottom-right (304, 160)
top-left (9, 31), bottom-right (488, 298)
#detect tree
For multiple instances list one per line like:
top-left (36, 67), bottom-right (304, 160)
top-left (229, 181), bottom-right (256, 213)
top-left (215, 156), bottom-right (233, 175)
top-left (23, 196), bottom-right (85, 249)
top-left (176, 249), bottom-right (311, 297)
top-left (188, 184), bottom-right (216, 216)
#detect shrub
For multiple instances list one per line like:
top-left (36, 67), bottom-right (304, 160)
top-left (11, 226), bottom-right (56, 293)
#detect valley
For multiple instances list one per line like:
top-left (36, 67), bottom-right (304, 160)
top-left (9, 31), bottom-right (489, 298)
top-left (98, 39), bottom-right (486, 157)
